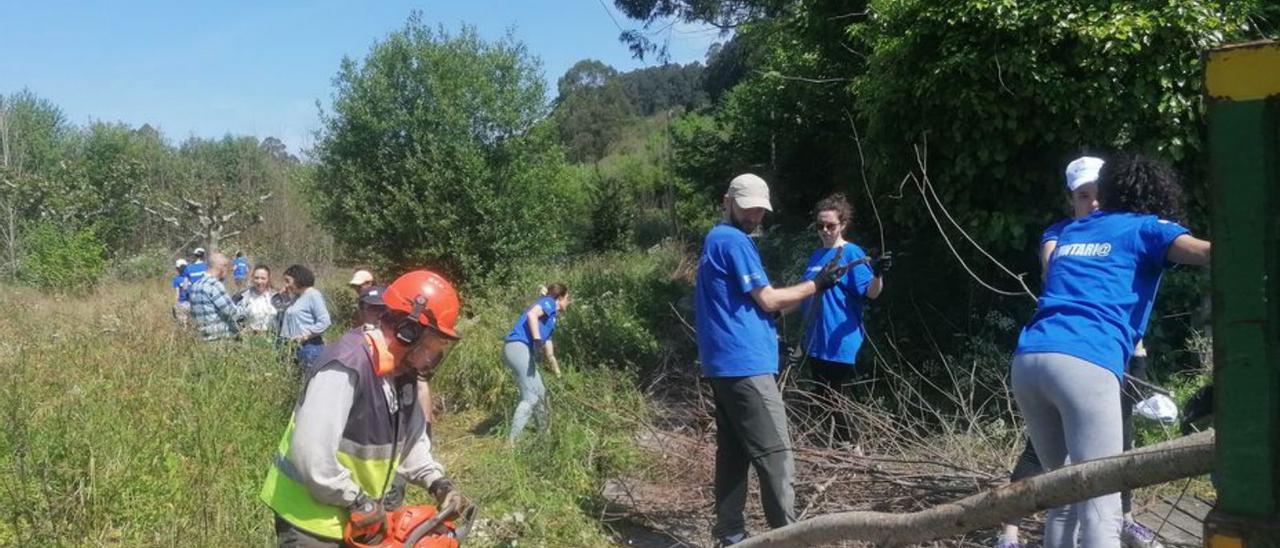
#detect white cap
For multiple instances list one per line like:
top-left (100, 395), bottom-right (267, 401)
top-left (726, 173), bottom-right (772, 211)
top-left (175, 259), bottom-right (188, 268)
top-left (1065, 156), bottom-right (1104, 192)
top-left (348, 269), bottom-right (374, 286)
top-left (193, 247), bottom-right (206, 257)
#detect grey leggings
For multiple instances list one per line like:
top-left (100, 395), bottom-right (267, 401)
top-left (1012, 352), bottom-right (1123, 548)
top-left (503, 341), bottom-right (547, 441)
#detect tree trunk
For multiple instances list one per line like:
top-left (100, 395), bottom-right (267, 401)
top-left (737, 430), bottom-right (1215, 547)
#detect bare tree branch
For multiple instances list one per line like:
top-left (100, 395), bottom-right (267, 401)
top-left (738, 430), bottom-right (1214, 547)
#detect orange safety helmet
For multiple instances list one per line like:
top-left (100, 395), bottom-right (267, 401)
top-left (382, 270), bottom-right (462, 342)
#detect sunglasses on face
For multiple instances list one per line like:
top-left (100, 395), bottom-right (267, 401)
top-left (817, 222), bottom-right (842, 232)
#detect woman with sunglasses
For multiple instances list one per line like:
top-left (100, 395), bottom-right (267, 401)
top-left (797, 193), bottom-right (891, 448)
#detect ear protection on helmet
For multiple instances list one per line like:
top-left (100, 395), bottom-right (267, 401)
top-left (395, 295), bottom-right (428, 345)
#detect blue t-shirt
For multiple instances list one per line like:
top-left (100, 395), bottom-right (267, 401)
top-left (506, 296), bottom-right (559, 346)
top-left (172, 274), bottom-right (190, 303)
top-left (1016, 211), bottom-right (1189, 378)
top-left (1041, 219), bottom-right (1071, 245)
top-left (695, 223), bottom-right (777, 378)
top-left (185, 261), bottom-right (207, 284)
top-left (800, 242), bottom-right (875, 366)
top-left (233, 257), bottom-right (249, 279)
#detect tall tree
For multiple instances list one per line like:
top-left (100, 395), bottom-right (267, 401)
top-left (555, 60), bottom-right (634, 162)
top-left (310, 15), bottom-right (578, 286)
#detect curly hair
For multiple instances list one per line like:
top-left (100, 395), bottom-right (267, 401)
top-left (814, 193), bottom-right (854, 224)
top-left (1097, 153), bottom-right (1185, 222)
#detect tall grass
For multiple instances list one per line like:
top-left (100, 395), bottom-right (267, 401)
top-left (0, 245), bottom-right (686, 546)
top-left (0, 283), bottom-right (295, 545)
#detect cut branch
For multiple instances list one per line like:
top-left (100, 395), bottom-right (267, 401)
top-left (737, 430), bottom-right (1214, 547)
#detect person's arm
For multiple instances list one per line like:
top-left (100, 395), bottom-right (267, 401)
top-left (867, 276), bottom-right (884, 299)
top-left (310, 291), bottom-right (332, 335)
top-left (543, 339), bottom-right (561, 376)
top-left (525, 306), bottom-right (545, 342)
top-left (398, 425), bottom-right (448, 493)
top-left (751, 281), bottom-right (819, 313)
top-left (1165, 235), bottom-right (1211, 267)
top-left (1040, 240), bottom-right (1058, 276)
top-left (212, 285), bottom-right (245, 323)
top-left (290, 364), bottom-right (362, 507)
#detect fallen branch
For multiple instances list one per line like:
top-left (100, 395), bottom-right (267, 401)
top-left (738, 430), bottom-right (1214, 547)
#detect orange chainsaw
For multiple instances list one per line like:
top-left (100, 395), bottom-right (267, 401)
top-left (344, 501), bottom-right (477, 548)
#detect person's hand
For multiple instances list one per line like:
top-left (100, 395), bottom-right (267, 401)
top-left (548, 357), bottom-right (562, 377)
top-left (813, 253), bottom-right (849, 291)
top-left (346, 493), bottom-right (386, 530)
top-left (532, 338), bottom-right (546, 354)
top-left (441, 489), bottom-right (470, 513)
top-left (871, 251), bottom-right (894, 276)
top-left (429, 478), bottom-right (469, 512)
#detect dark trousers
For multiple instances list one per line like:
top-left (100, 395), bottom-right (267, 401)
top-left (709, 374), bottom-right (797, 540)
top-left (806, 358), bottom-right (858, 445)
top-left (274, 515), bottom-right (340, 548)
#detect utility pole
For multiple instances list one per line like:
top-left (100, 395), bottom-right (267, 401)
top-left (1203, 40), bottom-right (1280, 547)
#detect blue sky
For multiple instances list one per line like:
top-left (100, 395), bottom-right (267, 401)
top-left (0, 1), bottom-right (723, 156)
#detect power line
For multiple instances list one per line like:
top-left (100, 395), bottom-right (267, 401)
top-left (595, 0), bottom-right (625, 33)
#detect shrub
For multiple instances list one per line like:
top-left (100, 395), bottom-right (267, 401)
top-left (109, 247), bottom-right (172, 282)
top-left (19, 222), bottom-right (107, 292)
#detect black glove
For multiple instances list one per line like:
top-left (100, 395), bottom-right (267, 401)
top-left (813, 249), bottom-right (847, 291)
top-left (870, 251), bottom-right (893, 276)
top-left (346, 493), bottom-right (385, 529)
top-left (532, 338), bottom-right (546, 353)
top-left (231, 291), bottom-right (244, 304)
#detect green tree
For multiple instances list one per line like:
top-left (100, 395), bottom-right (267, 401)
top-left (310, 16), bottom-right (579, 286)
top-left (554, 60), bottom-right (635, 163)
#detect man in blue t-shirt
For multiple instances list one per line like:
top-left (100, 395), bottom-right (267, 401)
top-left (185, 247), bottom-right (208, 285)
top-left (232, 251), bottom-right (249, 289)
top-left (694, 173), bottom-right (847, 546)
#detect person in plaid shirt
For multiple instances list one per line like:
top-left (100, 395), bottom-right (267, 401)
top-left (189, 251), bottom-right (246, 342)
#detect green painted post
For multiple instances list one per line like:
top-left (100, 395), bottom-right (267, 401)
top-left (1204, 41), bottom-right (1280, 548)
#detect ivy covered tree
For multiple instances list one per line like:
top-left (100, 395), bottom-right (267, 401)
top-left (310, 15), bottom-right (580, 286)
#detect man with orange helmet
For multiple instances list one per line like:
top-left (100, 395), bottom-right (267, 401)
top-left (260, 270), bottom-right (469, 546)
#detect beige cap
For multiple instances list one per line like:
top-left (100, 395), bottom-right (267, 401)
top-left (348, 269), bottom-right (374, 286)
top-left (727, 173), bottom-right (772, 211)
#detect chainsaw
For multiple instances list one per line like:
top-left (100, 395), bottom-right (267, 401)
top-left (344, 501), bottom-right (477, 548)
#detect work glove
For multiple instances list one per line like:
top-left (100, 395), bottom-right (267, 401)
top-left (346, 493), bottom-right (386, 530)
top-left (532, 338), bottom-right (546, 354)
top-left (870, 251), bottom-right (894, 276)
top-left (813, 251), bottom-right (848, 291)
top-left (429, 478), bottom-right (470, 512)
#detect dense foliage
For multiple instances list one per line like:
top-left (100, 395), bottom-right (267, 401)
top-left (0, 91), bottom-right (317, 282)
top-left (618, 0), bottom-right (1277, 377)
top-left (310, 18), bottom-right (582, 287)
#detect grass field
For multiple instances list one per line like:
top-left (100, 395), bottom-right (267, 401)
top-left (0, 247), bottom-right (681, 546)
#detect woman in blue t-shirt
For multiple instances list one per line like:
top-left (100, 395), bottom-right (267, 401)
top-left (503, 283), bottom-right (571, 442)
top-left (1012, 154), bottom-right (1211, 548)
top-left (797, 193), bottom-right (889, 447)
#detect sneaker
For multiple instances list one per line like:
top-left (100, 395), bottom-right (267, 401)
top-left (716, 532), bottom-right (747, 547)
top-left (994, 535), bottom-right (1024, 548)
top-left (1122, 520), bottom-right (1166, 548)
